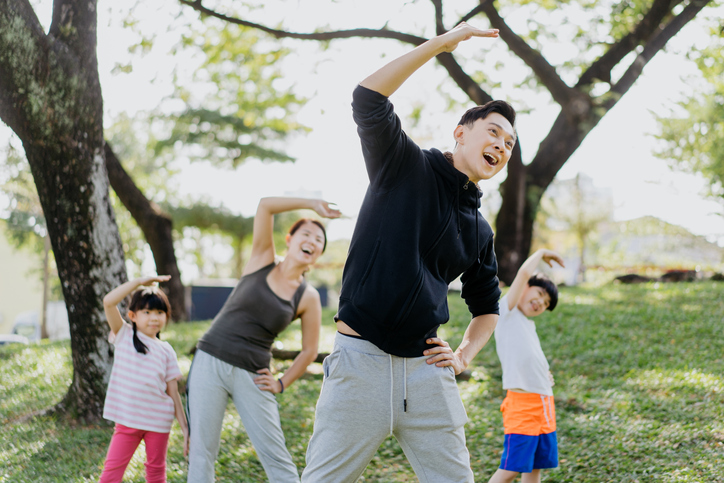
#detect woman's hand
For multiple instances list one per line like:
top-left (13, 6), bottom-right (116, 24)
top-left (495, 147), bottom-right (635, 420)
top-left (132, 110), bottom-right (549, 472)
top-left (423, 337), bottom-right (467, 375)
top-left (311, 200), bottom-right (341, 220)
top-left (254, 368), bottom-right (284, 394)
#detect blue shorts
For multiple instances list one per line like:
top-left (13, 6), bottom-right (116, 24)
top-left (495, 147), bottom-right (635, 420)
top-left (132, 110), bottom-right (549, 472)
top-left (499, 432), bottom-right (558, 473)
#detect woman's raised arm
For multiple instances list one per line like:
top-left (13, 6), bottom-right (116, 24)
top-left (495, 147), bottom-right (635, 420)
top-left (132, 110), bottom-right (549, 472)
top-left (243, 197), bottom-right (340, 275)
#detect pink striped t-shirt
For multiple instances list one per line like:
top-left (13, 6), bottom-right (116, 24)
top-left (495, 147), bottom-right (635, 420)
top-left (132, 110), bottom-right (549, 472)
top-left (103, 322), bottom-right (182, 433)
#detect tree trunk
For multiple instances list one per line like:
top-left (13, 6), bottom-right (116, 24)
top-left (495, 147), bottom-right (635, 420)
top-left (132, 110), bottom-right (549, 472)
top-left (40, 234), bottom-right (50, 339)
top-left (495, 112), bottom-right (599, 284)
top-left (493, 145), bottom-right (530, 285)
top-left (104, 143), bottom-right (187, 320)
top-left (0, 0), bottom-right (127, 421)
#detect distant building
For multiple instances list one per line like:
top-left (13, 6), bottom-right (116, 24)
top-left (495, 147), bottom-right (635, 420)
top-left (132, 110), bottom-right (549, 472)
top-left (0, 220), bottom-right (43, 334)
top-left (596, 216), bottom-right (724, 270)
top-left (541, 215), bottom-right (724, 284)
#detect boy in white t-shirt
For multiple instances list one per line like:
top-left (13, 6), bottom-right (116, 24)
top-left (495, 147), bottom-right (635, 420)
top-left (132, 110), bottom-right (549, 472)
top-left (488, 249), bottom-right (564, 483)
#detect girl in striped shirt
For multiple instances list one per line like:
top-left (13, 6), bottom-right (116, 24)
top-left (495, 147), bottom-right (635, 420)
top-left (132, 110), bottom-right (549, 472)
top-left (99, 276), bottom-right (189, 483)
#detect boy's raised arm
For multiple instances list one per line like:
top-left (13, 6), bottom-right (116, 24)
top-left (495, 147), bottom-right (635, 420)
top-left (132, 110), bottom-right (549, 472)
top-left (359, 23), bottom-right (499, 98)
top-left (505, 249), bottom-right (564, 311)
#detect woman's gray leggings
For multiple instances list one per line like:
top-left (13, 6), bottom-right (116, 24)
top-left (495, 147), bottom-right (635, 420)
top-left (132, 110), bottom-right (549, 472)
top-left (186, 349), bottom-right (300, 483)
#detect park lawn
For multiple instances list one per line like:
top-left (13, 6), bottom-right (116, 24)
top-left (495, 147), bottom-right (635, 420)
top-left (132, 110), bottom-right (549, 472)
top-left (1, 282), bottom-right (723, 482)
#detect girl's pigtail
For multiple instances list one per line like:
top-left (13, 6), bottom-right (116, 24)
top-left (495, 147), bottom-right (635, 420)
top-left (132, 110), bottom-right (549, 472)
top-left (132, 322), bottom-right (149, 354)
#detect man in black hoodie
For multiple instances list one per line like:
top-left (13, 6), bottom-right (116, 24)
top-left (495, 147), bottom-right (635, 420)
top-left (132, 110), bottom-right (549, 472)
top-left (303, 23), bottom-right (517, 483)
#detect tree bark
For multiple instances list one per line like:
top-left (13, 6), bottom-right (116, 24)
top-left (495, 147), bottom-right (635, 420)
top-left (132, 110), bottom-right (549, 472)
top-left (104, 143), bottom-right (187, 320)
top-left (0, 0), bottom-right (126, 421)
top-left (41, 234), bottom-right (50, 339)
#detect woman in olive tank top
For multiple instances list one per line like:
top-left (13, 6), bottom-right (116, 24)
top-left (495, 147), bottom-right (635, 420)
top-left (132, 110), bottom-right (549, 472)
top-left (187, 197), bottom-right (340, 483)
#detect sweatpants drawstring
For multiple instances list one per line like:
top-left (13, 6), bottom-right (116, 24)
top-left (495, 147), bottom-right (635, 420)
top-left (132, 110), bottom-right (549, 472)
top-left (403, 358), bottom-right (408, 412)
top-left (389, 354), bottom-right (394, 435)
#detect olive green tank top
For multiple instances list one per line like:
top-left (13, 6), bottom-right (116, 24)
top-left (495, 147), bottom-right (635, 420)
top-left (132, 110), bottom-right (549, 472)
top-left (197, 262), bottom-right (307, 372)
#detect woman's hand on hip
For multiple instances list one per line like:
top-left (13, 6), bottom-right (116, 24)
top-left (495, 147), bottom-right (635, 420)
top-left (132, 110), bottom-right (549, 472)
top-left (254, 368), bottom-right (283, 394)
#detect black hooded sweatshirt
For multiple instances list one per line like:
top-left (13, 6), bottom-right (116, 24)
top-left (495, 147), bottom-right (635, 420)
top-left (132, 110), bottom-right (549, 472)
top-left (335, 85), bottom-right (501, 358)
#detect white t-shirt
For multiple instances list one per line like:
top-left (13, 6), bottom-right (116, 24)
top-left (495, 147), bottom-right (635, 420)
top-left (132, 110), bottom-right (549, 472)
top-left (103, 322), bottom-right (182, 432)
top-left (494, 294), bottom-right (553, 396)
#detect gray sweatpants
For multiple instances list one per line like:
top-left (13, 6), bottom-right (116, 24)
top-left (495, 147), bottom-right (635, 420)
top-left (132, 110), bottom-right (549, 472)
top-left (302, 332), bottom-right (473, 483)
top-left (186, 349), bottom-right (299, 483)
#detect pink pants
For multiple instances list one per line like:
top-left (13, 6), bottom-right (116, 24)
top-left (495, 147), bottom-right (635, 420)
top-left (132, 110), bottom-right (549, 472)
top-left (99, 423), bottom-right (169, 483)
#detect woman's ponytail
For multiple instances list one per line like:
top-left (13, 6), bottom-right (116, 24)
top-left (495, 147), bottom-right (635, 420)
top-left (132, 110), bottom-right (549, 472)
top-left (132, 322), bottom-right (149, 354)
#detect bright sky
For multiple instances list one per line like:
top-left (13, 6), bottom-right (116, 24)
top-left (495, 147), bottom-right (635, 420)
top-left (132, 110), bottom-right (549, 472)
top-left (3, 0), bottom-right (724, 251)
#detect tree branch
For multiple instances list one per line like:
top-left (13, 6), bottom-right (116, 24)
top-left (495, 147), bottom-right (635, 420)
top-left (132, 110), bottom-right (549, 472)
top-left (104, 142), bottom-right (188, 320)
top-left (179, 0), bottom-right (494, 105)
top-left (605, 0), bottom-right (713, 108)
top-left (179, 0), bottom-right (426, 44)
top-left (480, 0), bottom-right (579, 109)
top-left (436, 52), bottom-right (493, 105)
top-left (577, 0), bottom-right (683, 87)
top-left (431, 0), bottom-right (445, 36)
top-left (458, 3), bottom-right (486, 25)
top-left (0, 0), bottom-right (50, 138)
top-left (49, 0), bottom-right (98, 65)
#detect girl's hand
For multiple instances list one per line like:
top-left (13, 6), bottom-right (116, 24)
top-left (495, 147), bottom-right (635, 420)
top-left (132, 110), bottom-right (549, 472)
top-left (135, 275), bottom-right (171, 286)
top-left (439, 22), bottom-right (499, 53)
top-left (548, 371), bottom-right (555, 387)
top-left (254, 368), bottom-right (283, 394)
top-left (183, 428), bottom-right (189, 458)
top-left (312, 200), bottom-right (341, 220)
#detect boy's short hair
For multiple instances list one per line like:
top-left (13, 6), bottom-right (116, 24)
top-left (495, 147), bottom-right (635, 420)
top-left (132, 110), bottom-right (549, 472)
top-left (458, 100), bottom-right (516, 129)
top-left (528, 274), bottom-right (558, 311)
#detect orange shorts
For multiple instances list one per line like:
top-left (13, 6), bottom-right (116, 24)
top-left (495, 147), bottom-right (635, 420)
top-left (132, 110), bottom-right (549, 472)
top-left (501, 390), bottom-right (556, 436)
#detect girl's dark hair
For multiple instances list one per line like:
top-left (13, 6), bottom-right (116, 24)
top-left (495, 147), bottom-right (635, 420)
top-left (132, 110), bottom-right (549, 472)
top-left (528, 274), bottom-right (558, 311)
top-left (128, 286), bottom-right (171, 354)
top-left (288, 218), bottom-right (328, 252)
top-left (458, 99), bottom-right (516, 129)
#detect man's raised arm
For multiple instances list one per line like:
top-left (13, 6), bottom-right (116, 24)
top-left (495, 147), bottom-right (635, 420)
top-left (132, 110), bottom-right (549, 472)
top-left (359, 23), bottom-right (499, 98)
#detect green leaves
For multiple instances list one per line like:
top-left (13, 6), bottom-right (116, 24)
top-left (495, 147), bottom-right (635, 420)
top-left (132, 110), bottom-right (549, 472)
top-left (655, 25), bottom-right (724, 203)
top-left (157, 21), bottom-right (308, 167)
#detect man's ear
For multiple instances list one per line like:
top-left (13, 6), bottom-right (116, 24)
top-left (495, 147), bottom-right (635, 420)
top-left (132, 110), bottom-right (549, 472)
top-left (453, 124), bottom-right (465, 145)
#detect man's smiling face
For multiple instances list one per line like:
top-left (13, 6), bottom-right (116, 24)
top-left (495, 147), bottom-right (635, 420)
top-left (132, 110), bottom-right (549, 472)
top-left (453, 112), bottom-right (516, 183)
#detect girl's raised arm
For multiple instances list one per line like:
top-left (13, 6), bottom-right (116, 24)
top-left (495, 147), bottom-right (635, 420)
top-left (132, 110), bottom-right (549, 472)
top-left (243, 197), bottom-right (340, 276)
top-left (103, 276), bottom-right (172, 334)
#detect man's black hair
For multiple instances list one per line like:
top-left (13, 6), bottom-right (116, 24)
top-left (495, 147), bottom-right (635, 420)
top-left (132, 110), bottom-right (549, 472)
top-left (458, 99), bottom-right (516, 129)
top-left (528, 274), bottom-right (558, 311)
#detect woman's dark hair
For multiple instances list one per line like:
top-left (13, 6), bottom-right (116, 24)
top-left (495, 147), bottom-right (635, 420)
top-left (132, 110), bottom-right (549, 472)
top-left (288, 218), bottom-right (328, 253)
top-left (528, 274), bottom-right (558, 311)
top-left (128, 286), bottom-right (171, 354)
top-left (458, 99), bottom-right (516, 129)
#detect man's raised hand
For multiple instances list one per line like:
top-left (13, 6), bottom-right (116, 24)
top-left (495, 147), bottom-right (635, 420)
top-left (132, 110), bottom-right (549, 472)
top-left (439, 22), bottom-right (499, 53)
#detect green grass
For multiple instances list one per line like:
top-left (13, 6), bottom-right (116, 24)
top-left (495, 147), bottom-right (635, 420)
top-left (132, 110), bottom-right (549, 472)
top-left (1, 282), bottom-right (723, 482)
